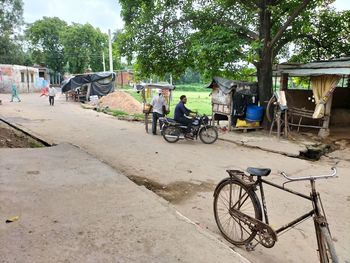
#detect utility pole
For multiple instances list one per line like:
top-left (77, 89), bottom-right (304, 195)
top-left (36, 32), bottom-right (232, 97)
top-left (108, 29), bottom-right (113, 72)
top-left (102, 51), bottom-right (106, 72)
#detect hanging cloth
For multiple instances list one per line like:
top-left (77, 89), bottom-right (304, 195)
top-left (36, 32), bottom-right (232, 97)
top-left (311, 75), bottom-right (340, 119)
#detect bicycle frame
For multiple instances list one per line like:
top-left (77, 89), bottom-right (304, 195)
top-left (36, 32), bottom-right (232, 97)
top-left (254, 176), bottom-right (322, 235)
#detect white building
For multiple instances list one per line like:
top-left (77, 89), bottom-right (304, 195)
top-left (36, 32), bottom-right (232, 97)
top-left (0, 64), bottom-right (41, 93)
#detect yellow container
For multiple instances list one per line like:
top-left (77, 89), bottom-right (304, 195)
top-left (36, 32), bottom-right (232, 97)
top-left (236, 119), bottom-right (260, 128)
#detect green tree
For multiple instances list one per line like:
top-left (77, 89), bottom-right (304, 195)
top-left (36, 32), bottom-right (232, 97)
top-left (61, 23), bottom-right (108, 73)
top-left (291, 7), bottom-right (350, 62)
top-left (119, 0), bottom-right (333, 105)
top-left (0, 0), bottom-right (25, 64)
top-left (26, 17), bottom-right (67, 73)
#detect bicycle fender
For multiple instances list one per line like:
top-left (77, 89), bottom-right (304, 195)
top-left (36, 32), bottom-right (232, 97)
top-left (213, 177), bottom-right (238, 197)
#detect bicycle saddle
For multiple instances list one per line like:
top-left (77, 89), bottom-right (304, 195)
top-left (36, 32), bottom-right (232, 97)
top-left (247, 167), bottom-right (271, 177)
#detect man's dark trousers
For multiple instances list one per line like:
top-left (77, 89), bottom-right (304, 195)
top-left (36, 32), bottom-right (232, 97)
top-left (152, 112), bottom-right (163, 134)
top-left (176, 116), bottom-right (193, 133)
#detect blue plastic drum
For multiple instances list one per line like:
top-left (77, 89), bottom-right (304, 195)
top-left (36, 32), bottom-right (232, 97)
top-left (245, 105), bottom-right (264, 122)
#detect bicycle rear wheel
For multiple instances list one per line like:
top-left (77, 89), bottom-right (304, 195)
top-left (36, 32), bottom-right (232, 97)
top-left (316, 224), bottom-right (339, 263)
top-left (213, 179), bottom-right (262, 245)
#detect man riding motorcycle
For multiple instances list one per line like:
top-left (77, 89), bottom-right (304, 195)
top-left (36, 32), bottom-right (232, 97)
top-left (174, 95), bottom-right (195, 137)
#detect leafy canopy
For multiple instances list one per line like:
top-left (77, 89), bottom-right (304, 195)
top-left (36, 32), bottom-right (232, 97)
top-left (119, 0), bottom-right (339, 81)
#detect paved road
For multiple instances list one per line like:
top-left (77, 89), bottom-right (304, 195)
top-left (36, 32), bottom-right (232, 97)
top-left (0, 144), bottom-right (248, 262)
top-left (1, 93), bottom-right (349, 262)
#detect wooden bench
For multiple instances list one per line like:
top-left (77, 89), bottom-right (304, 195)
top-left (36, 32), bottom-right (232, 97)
top-left (288, 107), bottom-right (324, 132)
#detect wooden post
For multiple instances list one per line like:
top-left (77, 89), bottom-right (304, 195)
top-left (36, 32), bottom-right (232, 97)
top-left (284, 109), bottom-right (288, 138)
top-left (86, 83), bottom-right (91, 101)
top-left (281, 73), bottom-right (288, 91)
top-left (318, 93), bottom-right (333, 138)
top-left (276, 110), bottom-right (281, 139)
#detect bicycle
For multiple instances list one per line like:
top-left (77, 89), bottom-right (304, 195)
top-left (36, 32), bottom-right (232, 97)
top-left (213, 167), bottom-right (339, 263)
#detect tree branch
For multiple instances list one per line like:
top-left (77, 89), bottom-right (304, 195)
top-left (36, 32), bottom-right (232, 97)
top-left (273, 33), bottom-right (322, 58)
top-left (269, 0), bottom-right (312, 48)
top-left (237, 0), bottom-right (258, 10)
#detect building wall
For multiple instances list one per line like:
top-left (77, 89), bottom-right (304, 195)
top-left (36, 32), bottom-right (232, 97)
top-left (0, 65), bottom-right (40, 93)
top-left (116, 71), bottom-right (133, 86)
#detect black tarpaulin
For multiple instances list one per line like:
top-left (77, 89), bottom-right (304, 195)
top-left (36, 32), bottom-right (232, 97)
top-left (206, 77), bottom-right (257, 95)
top-left (61, 72), bottom-right (116, 96)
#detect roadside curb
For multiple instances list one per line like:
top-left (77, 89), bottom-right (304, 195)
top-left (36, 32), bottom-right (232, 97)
top-left (0, 117), bottom-right (53, 146)
top-left (218, 136), bottom-right (301, 158)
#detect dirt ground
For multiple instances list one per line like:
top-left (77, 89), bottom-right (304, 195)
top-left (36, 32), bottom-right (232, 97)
top-left (0, 121), bottom-right (45, 148)
top-left (0, 93), bottom-right (349, 263)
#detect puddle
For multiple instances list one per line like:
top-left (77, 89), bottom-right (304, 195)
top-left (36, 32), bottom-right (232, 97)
top-left (127, 175), bottom-right (215, 204)
top-left (299, 144), bottom-right (332, 161)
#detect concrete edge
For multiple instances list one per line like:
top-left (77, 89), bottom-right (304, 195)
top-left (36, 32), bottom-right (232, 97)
top-left (0, 117), bottom-right (53, 146)
top-left (218, 136), bottom-right (302, 158)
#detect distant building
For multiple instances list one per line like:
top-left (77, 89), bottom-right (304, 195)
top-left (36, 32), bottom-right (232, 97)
top-left (0, 64), bottom-right (40, 93)
top-left (33, 64), bottom-right (61, 86)
top-left (116, 70), bottom-right (134, 86)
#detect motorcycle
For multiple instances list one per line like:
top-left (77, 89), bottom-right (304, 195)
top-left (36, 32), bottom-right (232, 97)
top-left (160, 114), bottom-right (218, 144)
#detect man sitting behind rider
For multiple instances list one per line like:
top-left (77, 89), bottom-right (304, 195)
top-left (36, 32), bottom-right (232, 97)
top-left (174, 95), bottom-right (195, 135)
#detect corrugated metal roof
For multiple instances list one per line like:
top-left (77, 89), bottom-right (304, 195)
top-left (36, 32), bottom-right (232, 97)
top-left (275, 58), bottom-right (350, 76)
top-left (282, 68), bottom-right (350, 76)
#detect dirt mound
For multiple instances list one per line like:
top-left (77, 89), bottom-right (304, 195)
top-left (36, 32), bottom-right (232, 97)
top-left (99, 91), bottom-right (142, 114)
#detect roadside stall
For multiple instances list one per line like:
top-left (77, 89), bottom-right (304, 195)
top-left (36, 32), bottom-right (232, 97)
top-left (61, 72), bottom-right (116, 102)
top-left (135, 83), bottom-right (175, 133)
top-left (206, 77), bottom-right (261, 131)
top-left (272, 57), bottom-right (350, 138)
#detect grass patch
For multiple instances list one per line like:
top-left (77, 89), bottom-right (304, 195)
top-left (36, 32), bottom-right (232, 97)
top-left (111, 109), bottom-right (128, 117)
top-left (121, 86), bottom-right (212, 118)
top-left (169, 90), bottom-right (212, 117)
top-left (175, 83), bottom-right (207, 92)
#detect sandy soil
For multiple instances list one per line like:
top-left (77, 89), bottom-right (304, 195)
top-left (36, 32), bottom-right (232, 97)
top-left (0, 93), bottom-right (349, 263)
top-left (98, 90), bottom-right (142, 114)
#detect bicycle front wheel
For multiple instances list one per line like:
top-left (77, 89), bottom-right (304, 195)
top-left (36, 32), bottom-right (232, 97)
top-left (317, 225), bottom-right (339, 263)
top-left (214, 179), bottom-right (262, 245)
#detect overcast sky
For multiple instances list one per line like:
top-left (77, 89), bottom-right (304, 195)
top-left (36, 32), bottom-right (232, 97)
top-left (22, 0), bottom-right (123, 33)
top-left (22, 0), bottom-right (349, 33)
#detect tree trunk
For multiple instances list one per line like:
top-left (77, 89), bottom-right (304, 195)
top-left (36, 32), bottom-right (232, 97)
top-left (257, 1), bottom-right (273, 127)
top-left (257, 48), bottom-right (273, 107)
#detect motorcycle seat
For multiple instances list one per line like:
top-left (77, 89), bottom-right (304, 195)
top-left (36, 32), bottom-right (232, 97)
top-left (247, 167), bottom-right (271, 177)
top-left (164, 118), bottom-right (181, 126)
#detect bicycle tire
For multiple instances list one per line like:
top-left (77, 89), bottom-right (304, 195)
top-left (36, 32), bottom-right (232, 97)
top-left (320, 225), bottom-right (339, 263)
top-left (162, 126), bottom-right (180, 143)
top-left (199, 126), bottom-right (218, 144)
top-left (213, 179), bottom-right (262, 245)
top-left (266, 95), bottom-right (277, 123)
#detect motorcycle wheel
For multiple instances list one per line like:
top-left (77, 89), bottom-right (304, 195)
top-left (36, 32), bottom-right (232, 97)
top-left (162, 126), bottom-right (180, 143)
top-left (199, 126), bottom-right (218, 144)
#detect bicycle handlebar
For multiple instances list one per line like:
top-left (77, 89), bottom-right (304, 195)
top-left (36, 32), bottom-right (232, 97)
top-left (281, 167), bottom-right (337, 182)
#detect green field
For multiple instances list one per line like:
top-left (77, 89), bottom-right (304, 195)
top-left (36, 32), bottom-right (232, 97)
top-left (169, 90), bottom-right (212, 117)
top-left (123, 84), bottom-right (212, 118)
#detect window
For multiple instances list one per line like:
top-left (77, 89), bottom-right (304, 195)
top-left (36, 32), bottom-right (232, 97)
top-left (31, 73), bottom-right (34, 83)
top-left (21, 72), bottom-right (25, 83)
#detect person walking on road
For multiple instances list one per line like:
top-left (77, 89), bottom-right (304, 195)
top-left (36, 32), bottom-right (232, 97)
top-left (10, 81), bottom-right (21, 102)
top-left (48, 86), bottom-right (57, 106)
top-left (150, 89), bottom-right (167, 135)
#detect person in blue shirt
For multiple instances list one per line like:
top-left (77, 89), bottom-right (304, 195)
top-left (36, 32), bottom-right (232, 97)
top-left (174, 95), bottom-right (195, 136)
top-left (10, 82), bottom-right (21, 102)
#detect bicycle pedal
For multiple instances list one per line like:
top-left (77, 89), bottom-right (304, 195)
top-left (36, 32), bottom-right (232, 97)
top-left (245, 242), bottom-right (255, 251)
